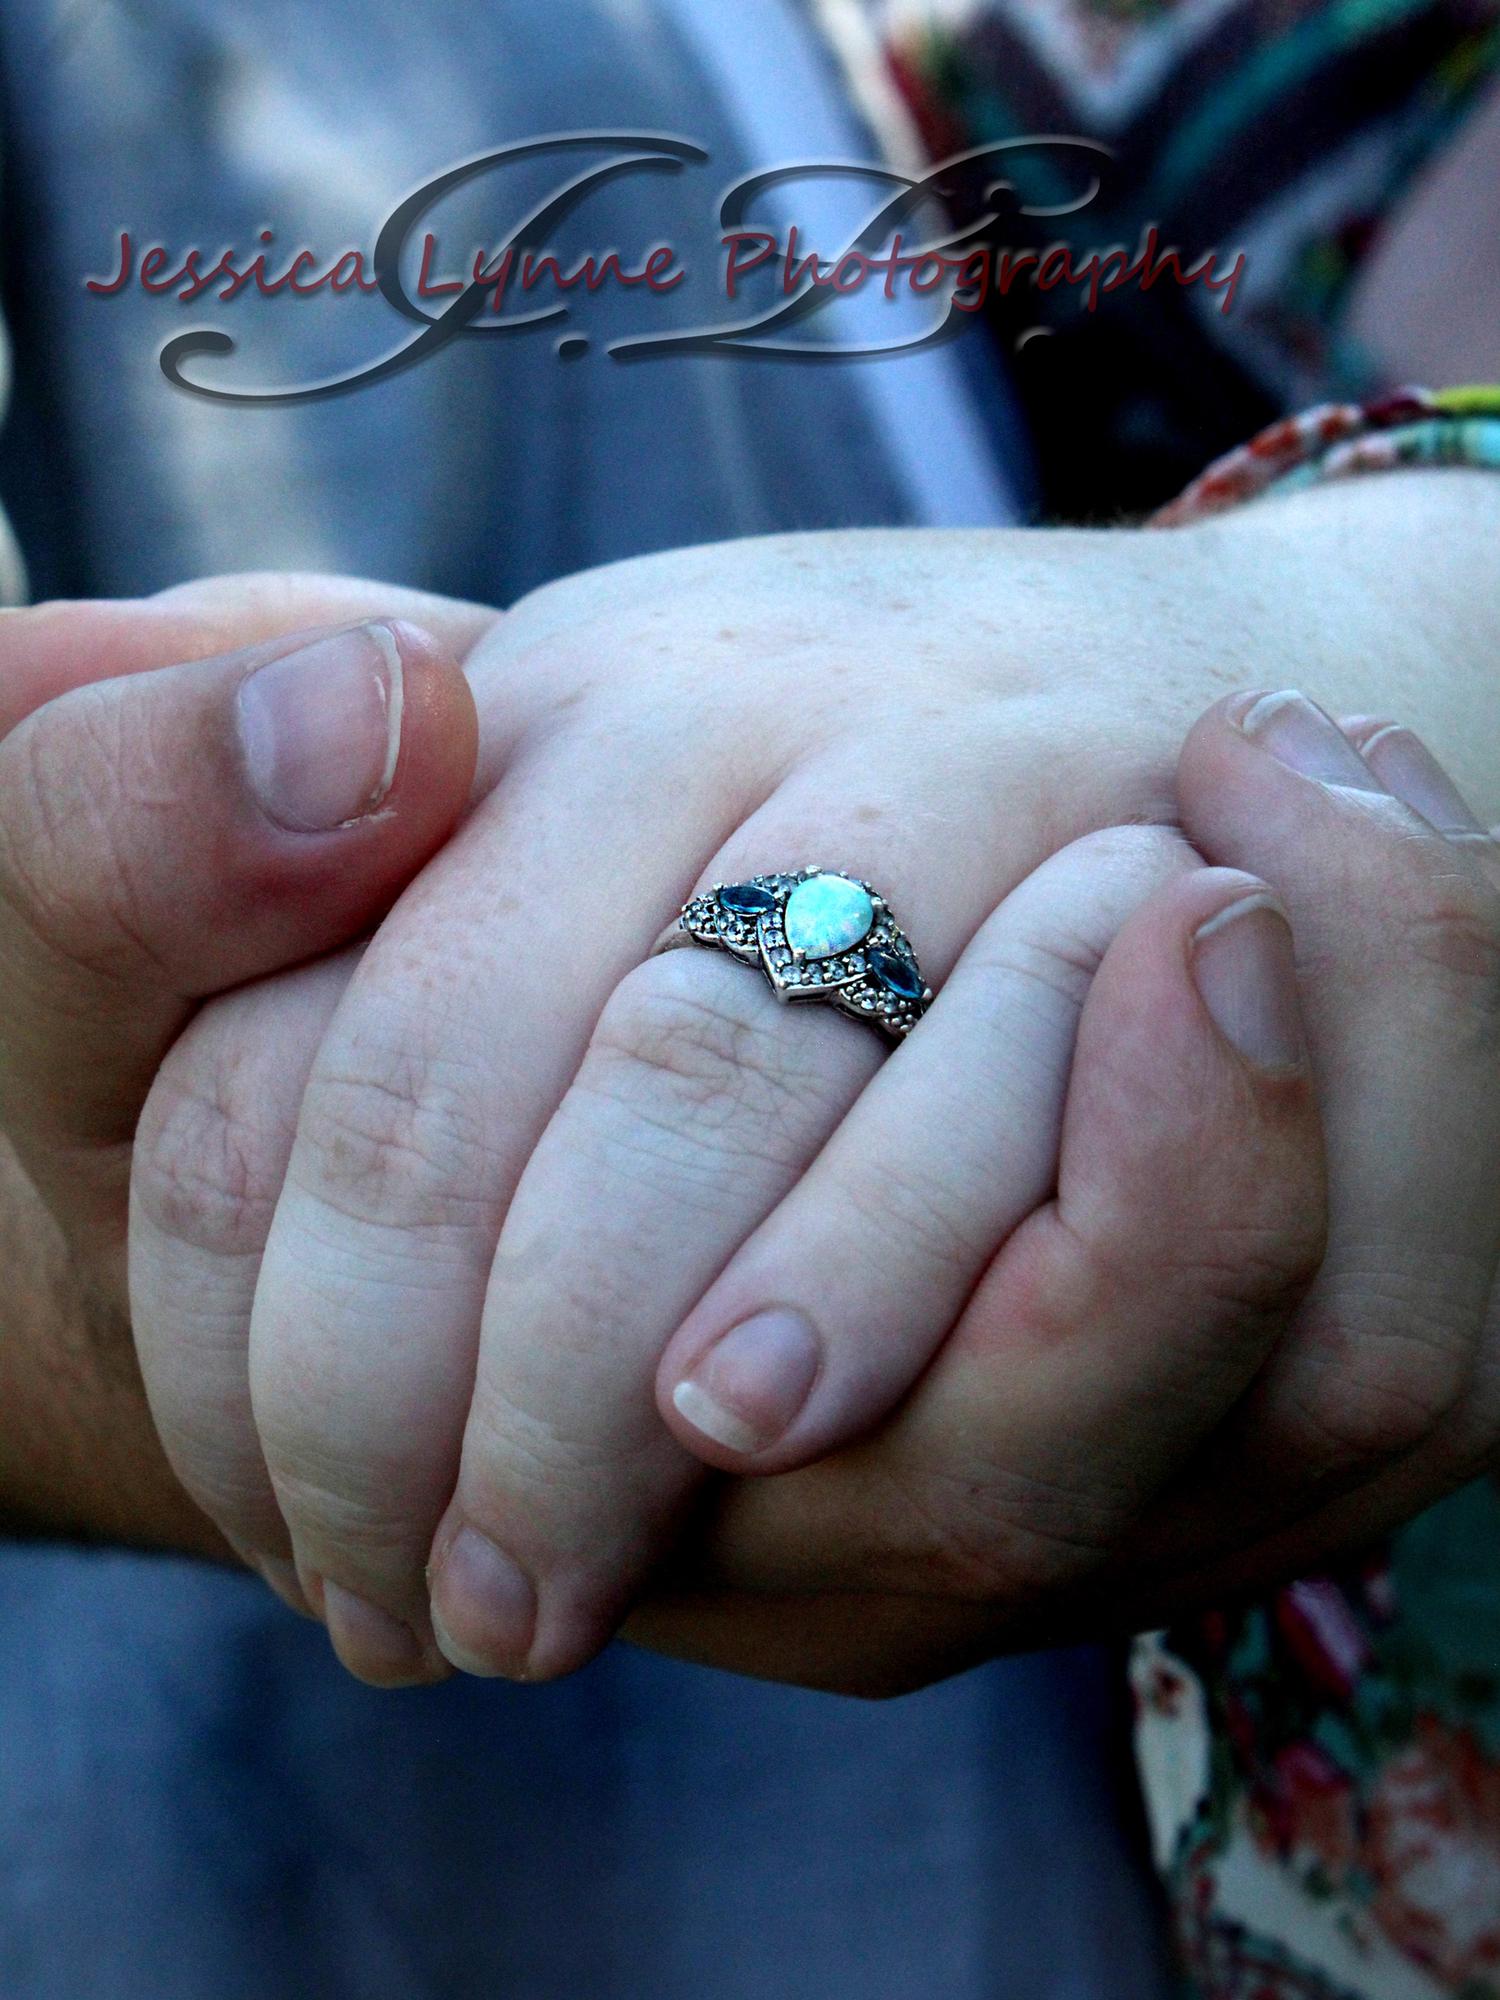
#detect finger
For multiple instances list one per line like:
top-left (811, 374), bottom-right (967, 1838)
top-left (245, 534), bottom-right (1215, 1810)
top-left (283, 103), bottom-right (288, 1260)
top-left (0, 618), bottom-right (477, 1254)
top-left (624, 1588), bottom-right (1002, 1700)
top-left (1136, 696), bottom-right (1500, 1600)
top-left (665, 865), bottom-right (1327, 1606)
top-left (657, 827), bottom-right (1195, 1474)
top-left (424, 945), bottom-right (879, 1683)
top-left (420, 752), bottom-right (1086, 1684)
top-left (0, 576), bottom-right (496, 739)
top-left (1338, 713), bottom-right (1500, 885)
top-left (244, 736), bottom-right (734, 1684)
top-left (130, 949), bottom-right (357, 1594)
top-left (1160, 689), bottom-right (1500, 1555)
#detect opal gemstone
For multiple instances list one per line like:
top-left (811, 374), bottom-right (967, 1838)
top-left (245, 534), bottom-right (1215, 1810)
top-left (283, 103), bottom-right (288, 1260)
top-left (784, 874), bottom-right (874, 959)
top-left (869, 946), bottom-right (923, 1000)
top-left (718, 882), bottom-right (777, 916)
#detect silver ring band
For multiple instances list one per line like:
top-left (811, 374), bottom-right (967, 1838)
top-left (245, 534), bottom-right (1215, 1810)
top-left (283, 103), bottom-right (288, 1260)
top-left (658, 869), bottom-right (933, 1041)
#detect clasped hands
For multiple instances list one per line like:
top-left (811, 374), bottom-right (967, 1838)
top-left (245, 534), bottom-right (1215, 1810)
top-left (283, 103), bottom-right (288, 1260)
top-left (3, 512), bottom-right (1497, 1697)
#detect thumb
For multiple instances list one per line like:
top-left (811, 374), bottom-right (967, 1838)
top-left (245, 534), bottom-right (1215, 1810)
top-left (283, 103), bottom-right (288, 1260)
top-left (0, 616), bottom-right (477, 1232)
top-left (0, 574), bottom-right (496, 739)
top-left (911, 866), bottom-right (1327, 1609)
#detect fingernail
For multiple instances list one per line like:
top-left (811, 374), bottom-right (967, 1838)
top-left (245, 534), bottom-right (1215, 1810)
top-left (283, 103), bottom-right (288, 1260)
top-left (236, 621), bottom-right (404, 832)
top-left (671, 1308), bottom-right (822, 1456)
top-left (1192, 893), bottom-right (1306, 1072)
top-left (1356, 724), bottom-right (1488, 837)
top-left (428, 1526), bottom-right (537, 1679)
top-left (1236, 690), bottom-right (1381, 790)
top-left (321, 1579), bottom-right (445, 1689)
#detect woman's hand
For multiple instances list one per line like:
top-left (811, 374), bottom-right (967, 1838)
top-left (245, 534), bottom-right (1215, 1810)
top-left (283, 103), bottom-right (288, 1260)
top-left (126, 478), bottom-right (1500, 1688)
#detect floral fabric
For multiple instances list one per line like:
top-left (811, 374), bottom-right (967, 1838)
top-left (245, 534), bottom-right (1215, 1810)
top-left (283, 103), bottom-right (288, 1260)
top-left (1133, 1482), bottom-right (1500, 1999)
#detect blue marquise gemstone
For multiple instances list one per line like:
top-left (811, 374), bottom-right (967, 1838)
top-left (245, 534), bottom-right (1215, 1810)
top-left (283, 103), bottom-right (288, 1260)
top-left (718, 882), bottom-right (778, 916)
top-left (869, 946), bottom-right (923, 1000)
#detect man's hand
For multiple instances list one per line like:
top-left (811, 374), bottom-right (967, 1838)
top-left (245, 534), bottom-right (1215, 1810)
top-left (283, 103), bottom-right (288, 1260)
top-left (0, 577), bottom-right (490, 1576)
top-left (632, 691), bottom-right (1500, 1693)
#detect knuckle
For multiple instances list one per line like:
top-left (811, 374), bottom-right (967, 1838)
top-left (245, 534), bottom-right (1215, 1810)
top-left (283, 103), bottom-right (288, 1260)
top-left (967, 826), bottom-right (1192, 1025)
top-left (169, 1449), bottom-right (280, 1552)
top-left (1290, 1274), bottom-right (1477, 1471)
top-left (965, 916), bottom-right (1126, 1063)
top-left (292, 1038), bottom-right (505, 1234)
top-left (453, 1392), bottom-right (668, 1591)
top-left (879, 1458), bottom-right (1125, 1603)
top-left (1063, 822), bottom-right (1194, 881)
top-left (975, 925), bottom-right (1105, 1018)
top-left (0, 689), bottom-right (174, 983)
top-left (134, 1034), bottom-right (285, 1257)
top-left (1371, 836), bottom-right (1500, 1034)
top-left (466, 1380), bottom-right (662, 1512)
top-left (582, 956), bottom-right (850, 1171)
top-left (1155, 1210), bottom-right (1326, 1320)
top-left (1076, 1161), bottom-right (1327, 1332)
top-left (592, 958), bottom-right (787, 1108)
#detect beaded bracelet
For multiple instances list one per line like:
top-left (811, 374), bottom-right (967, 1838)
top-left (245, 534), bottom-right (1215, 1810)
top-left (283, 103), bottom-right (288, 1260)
top-left (1150, 384), bottom-right (1500, 530)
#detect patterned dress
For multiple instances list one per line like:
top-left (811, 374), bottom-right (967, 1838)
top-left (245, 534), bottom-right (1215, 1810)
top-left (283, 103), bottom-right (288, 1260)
top-left (822, 0), bottom-right (1500, 513)
top-left (1133, 1486), bottom-right (1500, 1998)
